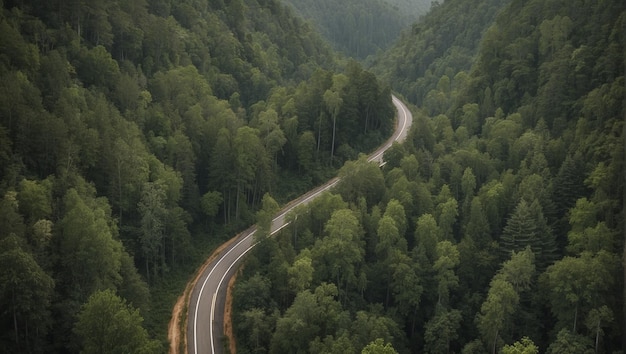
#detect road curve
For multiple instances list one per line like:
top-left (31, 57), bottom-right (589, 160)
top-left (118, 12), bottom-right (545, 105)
top-left (186, 95), bottom-right (413, 354)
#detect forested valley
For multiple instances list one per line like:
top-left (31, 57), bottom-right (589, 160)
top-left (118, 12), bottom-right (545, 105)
top-left (0, 0), bottom-right (396, 352)
top-left (0, 0), bottom-right (624, 352)
top-left (231, 0), bottom-right (626, 353)
top-left (281, 0), bottom-right (432, 59)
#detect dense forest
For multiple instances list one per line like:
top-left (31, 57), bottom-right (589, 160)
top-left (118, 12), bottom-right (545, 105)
top-left (282, 0), bottom-right (432, 59)
top-left (368, 0), bottom-right (511, 105)
top-left (0, 0), bottom-right (396, 352)
top-left (1, 0), bottom-right (624, 352)
top-left (232, 0), bottom-right (625, 353)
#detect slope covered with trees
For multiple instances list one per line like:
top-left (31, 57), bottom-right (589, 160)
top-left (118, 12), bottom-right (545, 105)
top-left (232, 0), bottom-right (625, 352)
top-left (282, 0), bottom-right (433, 59)
top-left (0, 0), bottom-right (395, 352)
top-left (369, 0), bottom-right (512, 105)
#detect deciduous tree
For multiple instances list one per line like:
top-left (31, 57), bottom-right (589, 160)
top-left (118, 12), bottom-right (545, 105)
top-left (501, 337), bottom-right (538, 354)
top-left (477, 277), bottom-right (519, 354)
top-left (74, 289), bottom-right (160, 354)
top-left (361, 338), bottom-right (398, 354)
top-left (0, 235), bottom-right (54, 352)
top-left (59, 188), bottom-right (123, 300)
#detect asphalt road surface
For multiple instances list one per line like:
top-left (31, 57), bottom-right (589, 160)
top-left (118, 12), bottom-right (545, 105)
top-left (187, 94), bottom-right (413, 354)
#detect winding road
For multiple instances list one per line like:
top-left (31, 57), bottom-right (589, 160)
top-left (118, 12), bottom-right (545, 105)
top-left (186, 95), bottom-right (413, 354)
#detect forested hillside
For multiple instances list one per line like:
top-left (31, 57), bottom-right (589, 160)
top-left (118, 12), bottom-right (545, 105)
top-left (0, 0), bottom-right (395, 352)
top-left (233, 0), bottom-right (625, 352)
top-left (369, 0), bottom-right (512, 105)
top-left (282, 0), bottom-right (432, 59)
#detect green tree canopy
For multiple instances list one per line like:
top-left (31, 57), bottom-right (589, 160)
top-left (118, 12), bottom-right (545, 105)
top-left (501, 337), bottom-right (539, 354)
top-left (0, 235), bottom-right (54, 352)
top-left (361, 338), bottom-right (399, 354)
top-left (74, 289), bottom-right (160, 354)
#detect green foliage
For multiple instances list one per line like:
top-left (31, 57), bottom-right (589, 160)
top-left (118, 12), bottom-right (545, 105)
top-left (288, 251), bottom-right (314, 293)
top-left (372, 0), bottom-right (511, 105)
top-left (546, 329), bottom-right (593, 354)
top-left (501, 337), bottom-right (539, 354)
top-left (540, 251), bottom-right (619, 334)
top-left (495, 247), bottom-right (535, 293)
top-left (0, 0), bottom-right (396, 350)
top-left (200, 191), bottom-right (223, 219)
top-left (59, 188), bottom-right (123, 300)
top-left (361, 338), bottom-right (399, 354)
top-left (424, 305), bottom-right (462, 354)
top-left (74, 289), bottom-right (161, 354)
top-left (256, 193), bottom-right (280, 239)
top-left (414, 213), bottom-right (440, 264)
top-left (312, 209), bottom-right (365, 298)
top-left (337, 155), bottom-right (386, 207)
top-left (0, 235), bottom-right (54, 352)
top-left (270, 283), bottom-right (349, 353)
top-left (138, 182), bottom-right (167, 281)
top-left (3, 0), bottom-right (624, 350)
top-left (433, 241), bottom-right (460, 306)
top-left (235, 0), bottom-right (625, 350)
top-left (477, 278), bottom-right (519, 353)
top-left (17, 178), bottom-right (52, 223)
top-left (503, 196), bottom-right (557, 269)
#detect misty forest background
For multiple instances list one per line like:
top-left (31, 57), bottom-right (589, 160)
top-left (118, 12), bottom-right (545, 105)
top-left (0, 0), bottom-right (624, 353)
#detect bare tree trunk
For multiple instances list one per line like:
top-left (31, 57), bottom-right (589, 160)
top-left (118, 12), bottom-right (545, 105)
top-left (492, 328), bottom-right (499, 354)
